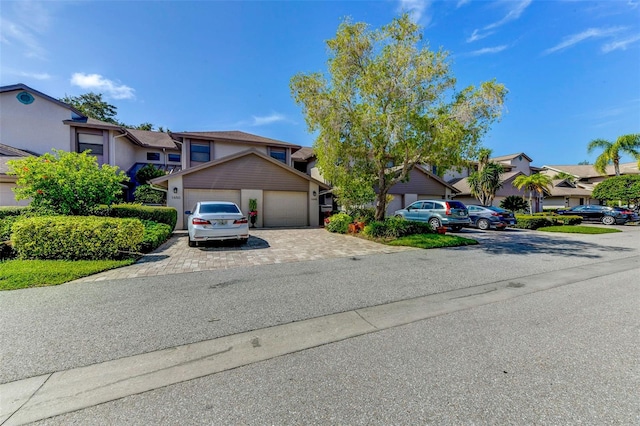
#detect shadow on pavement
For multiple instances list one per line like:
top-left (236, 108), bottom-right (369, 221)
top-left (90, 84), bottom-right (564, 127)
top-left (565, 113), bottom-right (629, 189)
top-left (452, 228), bottom-right (634, 258)
top-left (195, 235), bottom-right (271, 251)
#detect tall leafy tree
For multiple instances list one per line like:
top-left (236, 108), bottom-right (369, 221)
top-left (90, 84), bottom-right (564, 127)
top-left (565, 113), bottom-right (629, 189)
top-left (513, 173), bottom-right (553, 215)
top-left (60, 92), bottom-right (119, 124)
top-left (290, 14), bottom-right (507, 220)
top-left (468, 148), bottom-right (504, 205)
top-left (592, 175), bottom-right (640, 209)
top-left (6, 149), bottom-right (128, 215)
top-left (587, 134), bottom-right (640, 176)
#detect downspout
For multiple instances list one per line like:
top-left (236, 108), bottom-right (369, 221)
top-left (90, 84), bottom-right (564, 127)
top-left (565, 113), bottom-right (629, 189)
top-left (111, 130), bottom-right (129, 166)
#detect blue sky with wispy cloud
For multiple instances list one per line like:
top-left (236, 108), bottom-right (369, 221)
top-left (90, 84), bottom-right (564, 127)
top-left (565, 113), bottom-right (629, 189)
top-left (0, 0), bottom-right (638, 166)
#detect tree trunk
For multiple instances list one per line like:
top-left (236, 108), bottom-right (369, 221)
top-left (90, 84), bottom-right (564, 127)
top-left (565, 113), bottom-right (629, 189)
top-left (529, 191), bottom-right (533, 215)
top-left (375, 191), bottom-right (387, 221)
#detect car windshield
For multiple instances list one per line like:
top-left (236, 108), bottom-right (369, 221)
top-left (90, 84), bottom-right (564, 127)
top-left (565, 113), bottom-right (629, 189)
top-left (199, 204), bottom-right (240, 214)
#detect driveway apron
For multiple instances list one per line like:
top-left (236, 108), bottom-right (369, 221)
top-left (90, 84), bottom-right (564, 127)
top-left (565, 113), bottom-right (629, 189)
top-left (74, 228), bottom-right (413, 282)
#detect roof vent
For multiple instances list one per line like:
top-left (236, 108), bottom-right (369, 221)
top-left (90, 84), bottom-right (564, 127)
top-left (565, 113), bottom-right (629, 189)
top-left (17, 91), bottom-right (35, 105)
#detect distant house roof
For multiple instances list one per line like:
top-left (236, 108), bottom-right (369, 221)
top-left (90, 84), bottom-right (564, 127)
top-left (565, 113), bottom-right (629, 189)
top-left (490, 153), bottom-right (533, 163)
top-left (547, 179), bottom-right (593, 197)
top-left (541, 163), bottom-right (639, 178)
top-left (172, 130), bottom-right (300, 149)
top-left (291, 147), bottom-right (315, 161)
top-left (450, 171), bottom-right (524, 196)
top-left (123, 129), bottom-right (181, 150)
top-left (0, 143), bottom-right (39, 175)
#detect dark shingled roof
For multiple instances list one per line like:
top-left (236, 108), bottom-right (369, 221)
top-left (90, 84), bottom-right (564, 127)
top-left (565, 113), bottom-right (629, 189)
top-left (172, 130), bottom-right (300, 148)
top-left (124, 129), bottom-right (181, 149)
top-left (291, 147), bottom-right (315, 161)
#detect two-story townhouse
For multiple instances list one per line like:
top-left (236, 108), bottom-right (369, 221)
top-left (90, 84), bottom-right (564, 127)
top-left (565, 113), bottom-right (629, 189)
top-left (0, 84), bottom-right (182, 205)
top-left (1, 84), bottom-right (329, 228)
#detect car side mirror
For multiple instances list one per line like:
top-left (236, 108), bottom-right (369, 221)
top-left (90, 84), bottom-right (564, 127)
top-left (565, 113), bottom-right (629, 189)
top-left (185, 211), bottom-right (191, 215)
top-left (407, 206), bottom-right (412, 211)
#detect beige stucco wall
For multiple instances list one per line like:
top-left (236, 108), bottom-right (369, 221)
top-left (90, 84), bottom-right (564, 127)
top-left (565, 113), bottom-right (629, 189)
top-left (165, 176), bottom-right (184, 229)
top-left (214, 141), bottom-right (268, 160)
top-left (0, 181), bottom-right (30, 206)
top-left (501, 156), bottom-right (531, 176)
top-left (308, 182), bottom-right (320, 227)
top-left (0, 90), bottom-right (72, 155)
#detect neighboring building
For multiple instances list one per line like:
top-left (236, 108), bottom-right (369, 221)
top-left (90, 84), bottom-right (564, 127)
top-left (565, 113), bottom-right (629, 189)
top-left (540, 162), bottom-right (640, 208)
top-left (0, 83), bottom-right (182, 205)
top-left (1, 83), bottom-right (329, 229)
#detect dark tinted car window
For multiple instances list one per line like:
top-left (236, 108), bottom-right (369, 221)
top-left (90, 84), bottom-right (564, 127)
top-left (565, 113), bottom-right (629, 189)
top-left (430, 202), bottom-right (443, 210)
top-left (486, 206), bottom-right (506, 212)
top-left (199, 203), bottom-right (240, 214)
top-left (447, 201), bottom-right (466, 209)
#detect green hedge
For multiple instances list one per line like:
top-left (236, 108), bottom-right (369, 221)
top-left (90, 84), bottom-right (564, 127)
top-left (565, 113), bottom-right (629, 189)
top-left (514, 214), bottom-right (582, 229)
top-left (11, 216), bottom-right (144, 260)
top-left (326, 213), bottom-right (353, 234)
top-left (140, 220), bottom-right (173, 253)
top-left (91, 204), bottom-right (177, 229)
top-left (363, 217), bottom-right (432, 238)
top-left (0, 207), bottom-right (29, 219)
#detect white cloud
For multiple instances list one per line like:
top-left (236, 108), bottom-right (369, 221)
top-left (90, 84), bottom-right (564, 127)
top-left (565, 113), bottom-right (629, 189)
top-left (601, 34), bottom-right (640, 52)
top-left (467, 45), bottom-right (508, 56)
top-left (397, 0), bottom-right (431, 25)
top-left (467, 0), bottom-right (531, 43)
top-left (543, 27), bottom-right (625, 55)
top-left (0, 1), bottom-right (52, 59)
top-left (484, 0), bottom-right (532, 30)
top-left (251, 113), bottom-right (286, 126)
top-left (467, 29), bottom-right (494, 43)
top-left (70, 73), bottom-right (135, 99)
top-left (19, 71), bottom-right (51, 80)
top-left (456, 0), bottom-right (470, 8)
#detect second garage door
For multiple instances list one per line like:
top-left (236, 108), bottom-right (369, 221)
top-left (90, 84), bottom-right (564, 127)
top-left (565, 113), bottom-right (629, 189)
top-left (263, 191), bottom-right (308, 227)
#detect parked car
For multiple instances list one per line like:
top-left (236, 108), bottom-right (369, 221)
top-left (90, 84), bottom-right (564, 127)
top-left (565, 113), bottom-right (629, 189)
top-left (555, 205), bottom-right (639, 225)
top-left (467, 205), bottom-right (517, 230)
top-left (394, 200), bottom-right (471, 231)
top-left (185, 201), bottom-right (249, 247)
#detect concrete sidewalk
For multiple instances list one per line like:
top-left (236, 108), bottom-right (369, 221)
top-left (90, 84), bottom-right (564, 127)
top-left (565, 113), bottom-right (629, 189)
top-left (4, 255), bottom-right (638, 425)
top-left (73, 228), bottom-right (413, 282)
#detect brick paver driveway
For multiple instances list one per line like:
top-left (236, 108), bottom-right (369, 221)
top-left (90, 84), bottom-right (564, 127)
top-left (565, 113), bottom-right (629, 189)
top-left (75, 228), bottom-right (413, 282)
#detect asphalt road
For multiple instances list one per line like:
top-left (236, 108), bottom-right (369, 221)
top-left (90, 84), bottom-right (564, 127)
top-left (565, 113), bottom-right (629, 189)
top-left (1, 226), bottom-right (639, 424)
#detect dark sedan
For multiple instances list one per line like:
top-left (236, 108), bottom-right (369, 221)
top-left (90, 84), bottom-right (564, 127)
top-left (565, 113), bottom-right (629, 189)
top-left (467, 205), bottom-right (517, 230)
top-left (556, 205), bottom-right (639, 225)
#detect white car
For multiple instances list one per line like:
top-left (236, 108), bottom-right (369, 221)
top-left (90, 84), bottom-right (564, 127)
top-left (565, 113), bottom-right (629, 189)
top-left (186, 201), bottom-right (249, 247)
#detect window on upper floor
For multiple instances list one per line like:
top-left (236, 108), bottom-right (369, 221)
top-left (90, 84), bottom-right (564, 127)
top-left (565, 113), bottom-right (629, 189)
top-left (190, 143), bottom-right (210, 162)
top-left (77, 133), bottom-right (104, 156)
top-left (269, 147), bottom-right (286, 164)
top-left (147, 152), bottom-right (160, 161)
top-left (168, 153), bottom-right (181, 162)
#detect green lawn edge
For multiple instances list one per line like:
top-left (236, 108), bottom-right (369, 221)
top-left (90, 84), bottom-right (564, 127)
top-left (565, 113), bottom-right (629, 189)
top-left (0, 259), bottom-right (137, 291)
top-left (380, 233), bottom-right (478, 249)
top-left (537, 225), bottom-right (621, 234)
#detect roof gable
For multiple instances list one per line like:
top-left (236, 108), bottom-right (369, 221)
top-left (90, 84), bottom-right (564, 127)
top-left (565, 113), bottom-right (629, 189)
top-left (1, 83), bottom-right (86, 118)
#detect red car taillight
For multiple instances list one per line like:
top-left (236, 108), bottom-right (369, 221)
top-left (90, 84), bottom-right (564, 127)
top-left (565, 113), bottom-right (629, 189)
top-left (192, 218), bottom-right (210, 225)
top-left (444, 202), bottom-right (452, 215)
top-left (234, 218), bottom-right (248, 224)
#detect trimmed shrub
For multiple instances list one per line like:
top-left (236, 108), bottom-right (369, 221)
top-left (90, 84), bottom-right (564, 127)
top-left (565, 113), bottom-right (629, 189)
top-left (134, 185), bottom-right (166, 204)
top-left (90, 204), bottom-right (177, 229)
top-left (514, 215), bottom-right (554, 230)
top-left (326, 213), bottom-right (353, 234)
top-left (0, 207), bottom-right (29, 219)
top-left (363, 217), bottom-right (432, 238)
top-left (11, 216), bottom-right (143, 260)
top-left (347, 207), bottom-right (376, 224)
top-left (139, 220), bottom-right (173, 253)
top-left (554, 215), bottom-right (582, 226)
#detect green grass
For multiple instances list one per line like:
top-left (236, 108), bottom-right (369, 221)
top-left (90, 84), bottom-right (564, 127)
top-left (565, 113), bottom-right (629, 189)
top-left (537, 225), bottom-right (621, 234)
top-left (0, 259), bottom-right (136, 291)
top-left (385, 233), bottom-right (478, 249)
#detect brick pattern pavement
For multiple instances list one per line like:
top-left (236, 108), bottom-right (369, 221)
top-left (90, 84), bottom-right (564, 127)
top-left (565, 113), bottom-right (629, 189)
top-left (74, 228), bottom-right (413, 282)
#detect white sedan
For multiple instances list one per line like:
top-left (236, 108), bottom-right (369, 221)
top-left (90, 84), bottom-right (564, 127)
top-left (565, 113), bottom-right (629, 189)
top-left (186, 201), bottom-right (249, 247)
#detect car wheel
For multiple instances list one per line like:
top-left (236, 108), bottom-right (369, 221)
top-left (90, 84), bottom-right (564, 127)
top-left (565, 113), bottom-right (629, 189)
top-left (428, 217), bottom-right (441, 230)
top-left (188, 238), bottom-right (197, 247)
top-left (601, 215), bottom-right (616, 225)
top-left (395, 214), bottom-right (404, 218)
top-left (477, 218), bottom-right (490, 230)
top-left (450, 225), bottom-right (462, 232)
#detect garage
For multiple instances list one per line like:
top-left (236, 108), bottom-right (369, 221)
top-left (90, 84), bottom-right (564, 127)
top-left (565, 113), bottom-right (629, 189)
top-left (386, 194), bottom-right (404, 217)
top-left (263, 191), bottom-right (308, 227)
top-left (184, 189), bottom-right (241, 212)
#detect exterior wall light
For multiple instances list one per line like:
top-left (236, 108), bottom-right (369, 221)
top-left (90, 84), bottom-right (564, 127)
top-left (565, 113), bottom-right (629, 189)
top-left (173, 187), bottom-right (178, 194)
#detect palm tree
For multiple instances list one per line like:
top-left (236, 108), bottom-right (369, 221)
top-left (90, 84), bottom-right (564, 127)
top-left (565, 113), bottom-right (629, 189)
top-left (552, 171), bottom-right (577, 184)
top-left (587, 134), bottom-right (640, 176)
top-left (468, 162), bottom-right (504, 205)
top-left (513, 173), bottom-right (553, 215)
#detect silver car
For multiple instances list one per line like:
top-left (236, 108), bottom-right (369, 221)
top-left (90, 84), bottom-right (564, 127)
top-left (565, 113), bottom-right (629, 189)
top-left (185, 201), bottom-right (249, 247)
top-left (394, 200), bottom-right (471, 231)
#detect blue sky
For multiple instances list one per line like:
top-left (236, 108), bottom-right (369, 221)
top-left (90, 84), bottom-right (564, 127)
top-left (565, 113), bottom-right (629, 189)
top-left (1, 0), bottom-right (639, 167)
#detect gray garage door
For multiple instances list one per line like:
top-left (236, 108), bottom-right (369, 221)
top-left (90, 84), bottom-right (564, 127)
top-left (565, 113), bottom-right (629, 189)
top-left (386, 195), bottom-right (404, 217)
top-left (263, 191), bottom-right (308, 227)
top-left (184, 189), bottom-right (241, 227)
